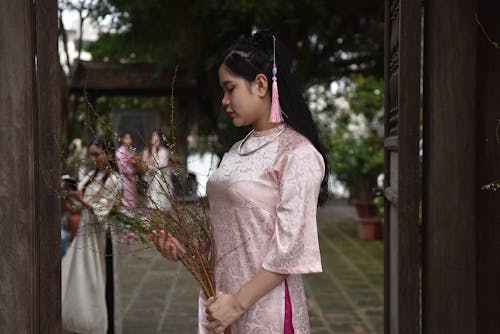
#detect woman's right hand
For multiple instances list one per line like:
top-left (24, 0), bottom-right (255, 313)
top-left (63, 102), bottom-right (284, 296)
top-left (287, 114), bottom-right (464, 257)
top-left (149, 230), bottom-right (186, 261)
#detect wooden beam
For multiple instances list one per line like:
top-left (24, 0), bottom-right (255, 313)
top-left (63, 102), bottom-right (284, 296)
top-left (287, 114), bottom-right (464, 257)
top-left (69, 61), bottom-right (196, 97)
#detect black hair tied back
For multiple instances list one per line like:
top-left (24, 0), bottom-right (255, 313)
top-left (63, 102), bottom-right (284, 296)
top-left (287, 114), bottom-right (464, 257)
top-left (83, 135), bottom-right (118, 192)
top-left (222, 30), bottom-right (330, 205)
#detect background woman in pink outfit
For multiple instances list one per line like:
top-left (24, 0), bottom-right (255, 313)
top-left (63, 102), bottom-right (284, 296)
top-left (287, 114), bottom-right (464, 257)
top-left (151, 31), bottom-right (329, 334)
top-left (115, 131), bottom-right (137, 211)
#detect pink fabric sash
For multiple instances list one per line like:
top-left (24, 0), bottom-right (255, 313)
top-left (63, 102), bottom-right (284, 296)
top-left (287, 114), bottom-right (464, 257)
top-left (284, 280), bottom-right (294, 333)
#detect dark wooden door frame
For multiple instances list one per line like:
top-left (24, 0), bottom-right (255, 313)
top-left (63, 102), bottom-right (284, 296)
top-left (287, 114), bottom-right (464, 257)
top-left (0, 0), bottom-right (61, 332)
top-left (385, 0), bottom-right (500, 333)
top-left (422, 0), bottom-right (500, 333)
top-left (422, 0), bottom-right (477, 332)
top-left (474, 2), bottom-right (500, 332)
top-left (383, 0), bottom-right (421, 333)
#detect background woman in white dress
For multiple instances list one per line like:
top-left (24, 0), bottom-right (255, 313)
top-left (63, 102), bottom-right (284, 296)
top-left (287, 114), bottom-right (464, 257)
top-left (61, 136), bottom-right (123, 334)
top-left (141, 129), bottom-right (173, 211)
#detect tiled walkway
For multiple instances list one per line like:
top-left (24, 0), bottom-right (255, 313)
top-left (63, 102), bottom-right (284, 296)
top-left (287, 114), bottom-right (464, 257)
top-left (119, 199), bottom-right (384, 333)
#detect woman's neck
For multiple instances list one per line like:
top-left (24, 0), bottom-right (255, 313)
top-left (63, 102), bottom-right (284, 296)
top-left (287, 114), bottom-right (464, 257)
top-left (253, 123), bottom-right (280, 132)
top-left (253, 111), bottom-right (283, 132)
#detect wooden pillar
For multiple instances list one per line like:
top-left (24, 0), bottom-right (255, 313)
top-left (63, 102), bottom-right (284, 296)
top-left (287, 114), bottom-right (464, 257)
top-left (36, 1), bottom-right (62, 331)
top-left (475, 1), bottom-right (500, 332)
top-left (423, 0), bottom-right (477, 332)
top-left (0, 0), bottom-right (61, 332)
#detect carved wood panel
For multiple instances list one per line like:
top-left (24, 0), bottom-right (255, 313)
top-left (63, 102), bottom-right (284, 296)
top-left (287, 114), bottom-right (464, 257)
top-left (384, 0), bottom-right (421, 333)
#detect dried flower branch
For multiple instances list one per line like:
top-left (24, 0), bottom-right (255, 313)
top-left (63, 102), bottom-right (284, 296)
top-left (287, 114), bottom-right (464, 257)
top-left (170, 65), bottom-right (178, 151)
top-left (57, 66), bottom-right (227, 330)
top-left (481, 180), bottom-right (500, 192)
top-left (475, 13), bottom-right (500, 49)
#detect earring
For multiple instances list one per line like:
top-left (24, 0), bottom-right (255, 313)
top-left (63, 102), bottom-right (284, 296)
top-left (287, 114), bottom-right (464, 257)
top-left (269, 36), bottom-right (284, 123)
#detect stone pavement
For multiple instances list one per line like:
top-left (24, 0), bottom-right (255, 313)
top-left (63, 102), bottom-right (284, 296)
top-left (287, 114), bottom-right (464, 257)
top-left (119, 199), bottom-right (383, 333)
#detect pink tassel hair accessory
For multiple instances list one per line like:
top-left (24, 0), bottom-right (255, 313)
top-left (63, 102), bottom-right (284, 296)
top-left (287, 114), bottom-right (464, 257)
top-left (269, 36), bottom-right (284, 123)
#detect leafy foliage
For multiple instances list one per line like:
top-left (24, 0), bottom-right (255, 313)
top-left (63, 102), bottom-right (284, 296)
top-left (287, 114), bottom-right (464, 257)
top-left (82, 0), bottom-right (384, 151)
top-left (87, 1), bottom-right (384, 81)
top-left (321, 75), bottom-right (384, 200)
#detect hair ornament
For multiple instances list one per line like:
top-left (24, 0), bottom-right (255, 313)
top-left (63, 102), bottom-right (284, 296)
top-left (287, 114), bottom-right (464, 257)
top-left (269, 36), bottom-right (284, 123)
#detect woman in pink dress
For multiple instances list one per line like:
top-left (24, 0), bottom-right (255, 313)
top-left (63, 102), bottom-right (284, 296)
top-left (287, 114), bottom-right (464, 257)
top-left (115, 131), bottom-right (137, 210)
top-left (151, 31), bottom-right (329, 334)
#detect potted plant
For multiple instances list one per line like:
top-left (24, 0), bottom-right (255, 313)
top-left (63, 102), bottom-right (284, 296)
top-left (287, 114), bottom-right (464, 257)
top-left (322, 75), bottom-right (384, 240)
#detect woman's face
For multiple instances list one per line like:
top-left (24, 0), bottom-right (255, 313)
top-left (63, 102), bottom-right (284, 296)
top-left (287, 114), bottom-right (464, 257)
top-left (89, 145), bottom-right (110, 170)
top-left (151, 132), bottom-right (160, 147)
top-left (218, 64), bottom-right (269, 128)
top-left (121, 133), bottom-right (133, 146)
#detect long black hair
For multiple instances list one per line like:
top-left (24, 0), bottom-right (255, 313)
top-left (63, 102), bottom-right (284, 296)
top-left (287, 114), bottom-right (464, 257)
top-left (147, 128), bottom-right (168, 156)
top-left (222, 30), bottom-right (329, 205)
top-left (119, 130), bottom-right (134, 141)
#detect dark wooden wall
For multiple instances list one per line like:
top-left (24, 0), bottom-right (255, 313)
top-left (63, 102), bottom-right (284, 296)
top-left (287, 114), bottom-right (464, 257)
top-left (423, 0), bottom-right (500, 332)
top-left (0, 0), bottom-right (61, 332)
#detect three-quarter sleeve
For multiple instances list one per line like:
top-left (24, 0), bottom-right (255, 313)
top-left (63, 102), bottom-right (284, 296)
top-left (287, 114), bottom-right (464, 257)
top-left (91, 173), bottom-right (122, 221)
top-left (262, 143), bottom-right (325, 274)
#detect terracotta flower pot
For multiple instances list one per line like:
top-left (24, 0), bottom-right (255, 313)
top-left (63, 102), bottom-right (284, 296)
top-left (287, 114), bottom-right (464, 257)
top-left (352, 199), bottom-right (378, 218)
top-left (357, 217), bottom-right (383, 240)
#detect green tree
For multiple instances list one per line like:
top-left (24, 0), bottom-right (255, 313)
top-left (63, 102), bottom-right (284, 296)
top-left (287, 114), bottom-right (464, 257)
top-left (83, 0), bottom-right (384, 152)
top-left (321, 75), bottom-right (384, 201)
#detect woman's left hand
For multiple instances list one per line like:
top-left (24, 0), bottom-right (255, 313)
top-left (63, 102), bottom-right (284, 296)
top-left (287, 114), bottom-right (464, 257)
top-left (204, 293), bottom-right (245, 333)
top-left (67, 189), bottom-right (92, 210)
